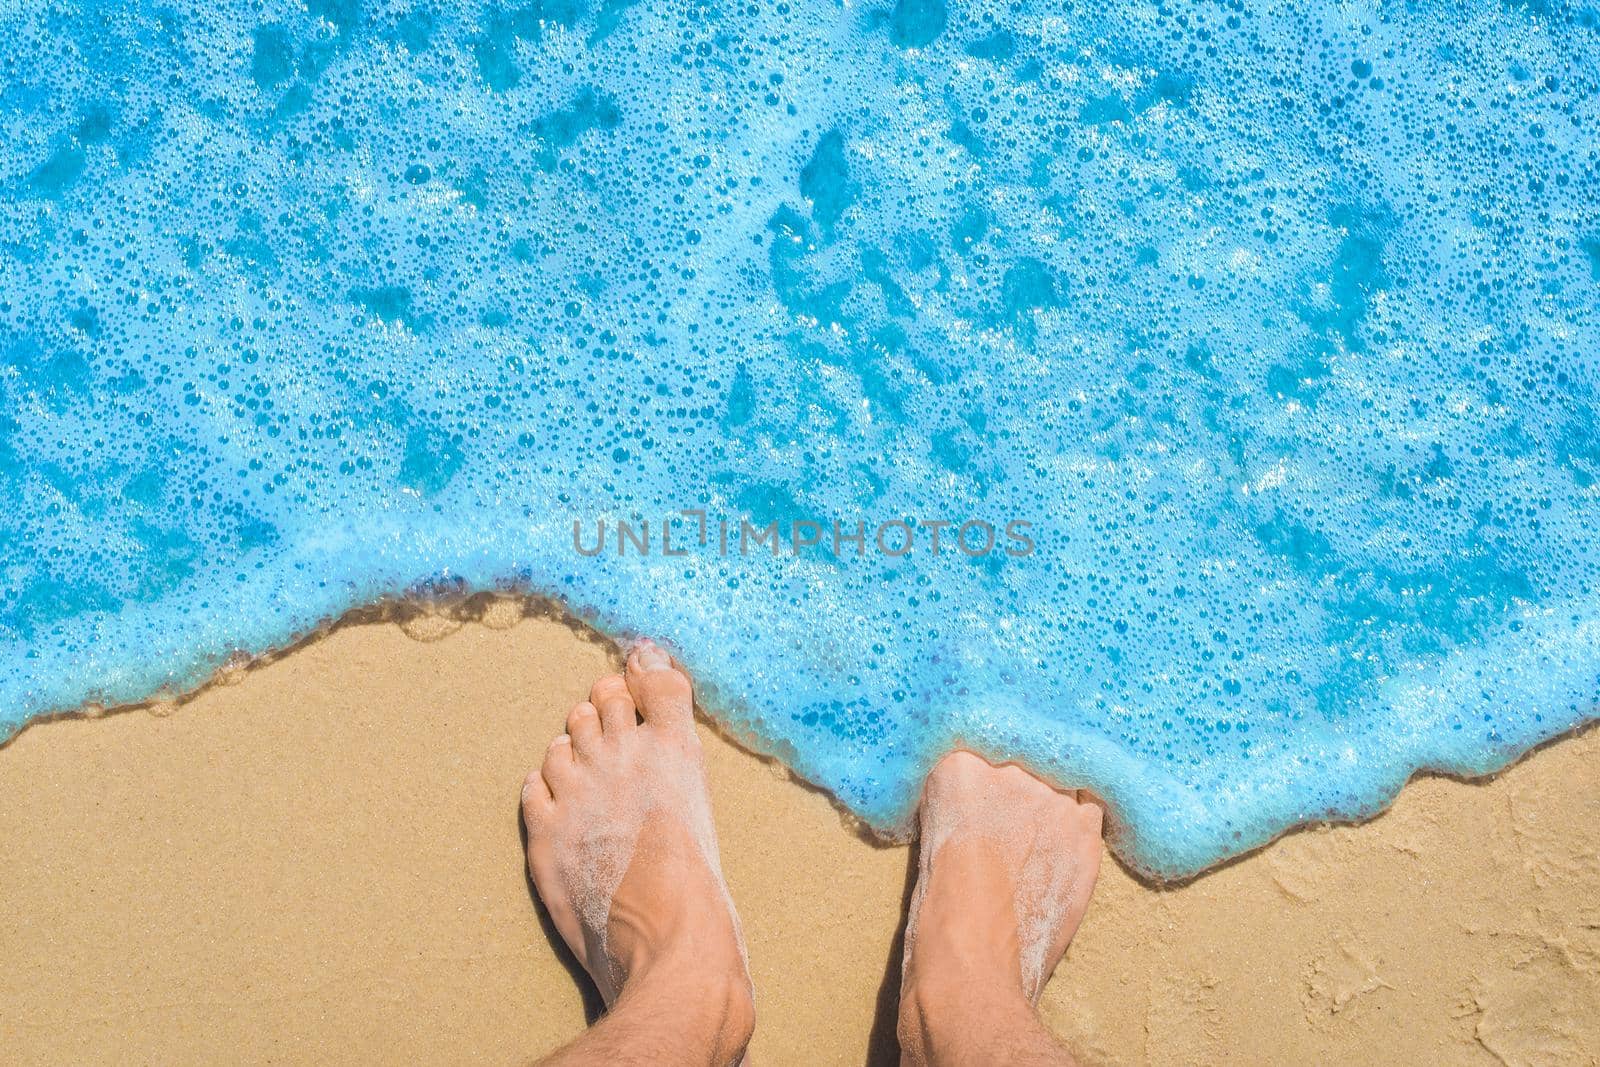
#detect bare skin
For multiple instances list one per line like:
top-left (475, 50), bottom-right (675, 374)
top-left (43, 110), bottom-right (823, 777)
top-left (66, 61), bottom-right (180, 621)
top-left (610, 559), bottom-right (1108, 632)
top-left (521, 640), bottom-right (753, 1067)
top-left (897, 751), bottom-right (1104, 1066)
top-left (522, 646), bottom-right (1103, 1066)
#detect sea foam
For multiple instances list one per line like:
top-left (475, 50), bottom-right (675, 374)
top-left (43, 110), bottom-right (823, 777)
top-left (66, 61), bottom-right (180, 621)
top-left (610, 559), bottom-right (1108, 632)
top-left (1, 0), bottom-right (1597, 877)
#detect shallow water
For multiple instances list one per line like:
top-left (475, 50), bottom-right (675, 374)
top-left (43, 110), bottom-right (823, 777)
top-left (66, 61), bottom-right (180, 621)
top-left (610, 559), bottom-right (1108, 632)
top-left (2, 0), bottom-right (1598, 877)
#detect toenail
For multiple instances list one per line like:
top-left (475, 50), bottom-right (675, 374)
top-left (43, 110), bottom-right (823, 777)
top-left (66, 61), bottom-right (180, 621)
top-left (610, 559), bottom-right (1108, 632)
top-left (634, 642), bottom-right (671, 670)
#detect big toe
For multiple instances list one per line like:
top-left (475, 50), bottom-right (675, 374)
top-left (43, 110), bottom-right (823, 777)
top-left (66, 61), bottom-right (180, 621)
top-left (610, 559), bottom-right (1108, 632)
top-left (625, 639), bottom-right (696, 730)
top-left (923, 749), bottom-right (996, 805)
top-left (929, 749), bottom-right (990, 783)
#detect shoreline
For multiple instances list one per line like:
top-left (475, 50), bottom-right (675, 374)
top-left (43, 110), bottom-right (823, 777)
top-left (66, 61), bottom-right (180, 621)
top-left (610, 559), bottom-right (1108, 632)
top-left (8, 591), bottom-right (1595, 889)
top-left (2, 601), bottom-right (1598, 1063)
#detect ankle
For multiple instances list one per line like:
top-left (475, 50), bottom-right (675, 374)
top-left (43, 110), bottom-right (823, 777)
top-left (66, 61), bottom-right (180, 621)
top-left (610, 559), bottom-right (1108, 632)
top-left (607, 900), bottom-right (750, 998)
top-left (620, 949), bottom-right (755, 1060)
top-left (898, 974), bottom-right (1036, 1066)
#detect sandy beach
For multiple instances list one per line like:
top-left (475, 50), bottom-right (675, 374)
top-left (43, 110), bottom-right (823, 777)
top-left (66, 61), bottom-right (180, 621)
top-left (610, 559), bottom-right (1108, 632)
top-left (2, 598), bottom-right (1597, 1065)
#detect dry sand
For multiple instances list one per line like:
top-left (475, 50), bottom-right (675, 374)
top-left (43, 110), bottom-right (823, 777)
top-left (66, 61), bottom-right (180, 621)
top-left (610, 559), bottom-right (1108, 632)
top-left (1, 600), bottom-right (1597, 1065)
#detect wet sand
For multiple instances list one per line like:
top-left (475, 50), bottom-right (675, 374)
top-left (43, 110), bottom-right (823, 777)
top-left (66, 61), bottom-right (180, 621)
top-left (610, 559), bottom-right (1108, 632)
top-left (1, 602), bottom-right (1597, 1064)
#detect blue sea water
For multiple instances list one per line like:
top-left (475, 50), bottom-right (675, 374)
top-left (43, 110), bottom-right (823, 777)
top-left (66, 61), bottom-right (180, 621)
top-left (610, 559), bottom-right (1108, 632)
top-left (2, 0), bottom-right (1598, 878)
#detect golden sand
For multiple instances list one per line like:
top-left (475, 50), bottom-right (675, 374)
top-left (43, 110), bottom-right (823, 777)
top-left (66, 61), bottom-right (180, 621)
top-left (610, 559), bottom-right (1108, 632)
top-left (1, 603), bottom-right (1596, 1064)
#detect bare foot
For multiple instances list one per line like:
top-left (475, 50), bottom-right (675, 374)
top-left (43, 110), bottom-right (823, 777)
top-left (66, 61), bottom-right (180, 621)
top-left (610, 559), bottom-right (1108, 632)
top-left (898, 750), bottom-right (1103, 1066)
top-left (522, 640), bottom-right (753, 1059)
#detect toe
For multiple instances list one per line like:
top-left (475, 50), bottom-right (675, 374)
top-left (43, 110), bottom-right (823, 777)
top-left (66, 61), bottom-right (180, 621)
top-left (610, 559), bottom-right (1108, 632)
top-left (566, 701), bottom-right (603, 757)
top-left (625, 639), bottom-right (695, 728)
top-left (1074, 789), bottom-right (1106, 829)
top-left (589, 673), bottom-right (637, 733)
top-left (1071, 790), bottom-right (1107, 843)
top-left (932, 749), bottom-right (987, 781)
top-left (521, 768), bottom-right (553, 822)
top-left (923, 749), bottom-right (986, 803)
top-left (540, 734), bottom-right (578, 796)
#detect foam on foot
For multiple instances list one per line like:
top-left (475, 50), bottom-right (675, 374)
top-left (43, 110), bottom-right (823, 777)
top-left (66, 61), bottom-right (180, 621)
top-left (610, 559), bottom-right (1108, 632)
top-left (903, 751), bottom-right (1104, 1005)
top-left (521, 640), bottom-right (750, 1007)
